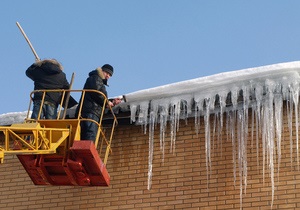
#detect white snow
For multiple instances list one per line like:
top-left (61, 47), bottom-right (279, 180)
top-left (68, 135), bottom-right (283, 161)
top-left (125, 61), bottom-right (300, 103)
top-left (0, 111), bottom-right (28, 125)
top-left (2, 61), bottom-right (300, 208)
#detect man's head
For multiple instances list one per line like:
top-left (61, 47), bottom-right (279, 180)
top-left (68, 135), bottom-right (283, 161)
top-left (36, 59), bottom-right (64, 71)
top-left (102, 64), bottom-right (114, 77)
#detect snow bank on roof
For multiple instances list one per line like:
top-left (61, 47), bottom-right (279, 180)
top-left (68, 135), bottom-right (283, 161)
top-left (124, 61), bottom-right (300, 102)
top-left (0, 111), bottom-right (28, 125)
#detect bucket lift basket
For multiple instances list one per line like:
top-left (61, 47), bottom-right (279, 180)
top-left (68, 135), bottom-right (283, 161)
top-left (0, 89), bottom-right (118, 186)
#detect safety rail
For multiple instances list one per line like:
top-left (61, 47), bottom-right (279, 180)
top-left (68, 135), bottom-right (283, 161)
top-left (0, 89), bottom-right (118, 165)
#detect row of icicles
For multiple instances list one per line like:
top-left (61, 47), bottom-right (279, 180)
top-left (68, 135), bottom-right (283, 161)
top-left (129, 78), bottom-right (300, 208)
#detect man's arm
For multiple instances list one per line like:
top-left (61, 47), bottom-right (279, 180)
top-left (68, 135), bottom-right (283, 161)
top-left (89, 77), bottom-right (107, 106)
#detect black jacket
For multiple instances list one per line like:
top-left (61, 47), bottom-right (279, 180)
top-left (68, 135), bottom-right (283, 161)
top-left (26, 59), bottom-right (71, 107)
top-left (77, 68), bottom-right (108, 117)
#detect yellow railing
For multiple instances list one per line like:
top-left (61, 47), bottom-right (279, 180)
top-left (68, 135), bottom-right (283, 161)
top-left (0, 89), bottom-right (118, 164)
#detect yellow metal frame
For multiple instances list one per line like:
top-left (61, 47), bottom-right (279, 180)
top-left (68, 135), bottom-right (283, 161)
top-left (0, 89), bottom-right (118, 165)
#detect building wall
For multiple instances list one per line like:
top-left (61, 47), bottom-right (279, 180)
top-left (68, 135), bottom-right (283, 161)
top-left (0, 111), bottom-right (300, 210)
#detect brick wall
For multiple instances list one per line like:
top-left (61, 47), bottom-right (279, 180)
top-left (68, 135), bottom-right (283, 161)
top-left (1, 110), bottom-right (300, 209)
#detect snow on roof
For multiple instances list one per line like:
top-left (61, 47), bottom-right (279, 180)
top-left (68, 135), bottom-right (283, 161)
top-left (124, 61), bottom-right (300, 103)
top-left (0, 111), bottom-right (28, 126)
top-left (121, 61), bottom-right (300, 125)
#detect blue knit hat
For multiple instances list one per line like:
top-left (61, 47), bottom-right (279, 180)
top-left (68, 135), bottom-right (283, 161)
top-left (102, 64), bottom-right (114, 76)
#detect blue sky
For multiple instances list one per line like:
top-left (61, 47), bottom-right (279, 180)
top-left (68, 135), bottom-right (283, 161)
top-left (1, 1), bottom-right (300, 114)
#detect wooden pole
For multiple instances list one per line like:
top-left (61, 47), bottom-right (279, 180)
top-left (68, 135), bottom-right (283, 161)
top-left (62, 72), bottom-right (75, 119)
top-left (16, 22), bottom-right (40, 61)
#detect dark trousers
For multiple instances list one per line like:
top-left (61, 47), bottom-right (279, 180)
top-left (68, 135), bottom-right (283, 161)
top-left (31, 100), bottom-right (57, 119)
top-left (80, 112), bottom-right (100, 142)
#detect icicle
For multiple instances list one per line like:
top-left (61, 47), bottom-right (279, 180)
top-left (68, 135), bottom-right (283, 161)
top-left (159, 103), bottom-right (168, 162)
top-left (217, 91), bottom-right (228, 153)
top-left (130, 104), bottom-right (137, 123)
top-left (242, 86), bottom-right (249, 195)
top-left (147, 103), bottom-right (156, 190)
top-left (228, 110), bottom-right (237, 186)
top-left (237, 110), bottom-right (244, 207)
top-left (274, 90), bottom-right (283, 176)
top-left (251, 106), bottom-right (254, 148)
top-left (212, 113), bottom-right (217, 150)
top-left (287, 93), bottom-right (294, 168)
top-left (169, 99), bottom-right (180, 153)
top-left (231, 87), bottom-right (239, 109)
top-left (194, 101), bottom-right (201, 137)
top-left (265, 79), bottom-right (276, 207)
top-left (194, 97), bottom-right (204, 137)
top-left (255, 84), bottom-right (263, 167)
top-left (249, 82), bottom-right (255, 149)
top-left (136, 101), bottom-right (150, 134)
top-left (204, 97), bottom-right (215, 186)
top-left (229, 87), bottom-right (239, 187)
top-left (290, 80), bottom-right (300, 168)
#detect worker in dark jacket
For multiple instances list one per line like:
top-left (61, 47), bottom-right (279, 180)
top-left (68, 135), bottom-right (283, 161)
top-left (26, 59), bottom-right (75, 119)
top-left (76, 64), bottom-right (121, 142)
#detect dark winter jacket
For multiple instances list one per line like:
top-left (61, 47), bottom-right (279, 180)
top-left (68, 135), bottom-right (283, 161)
top-left (77, 67), bottom-right (108, 117)
top-left (26, 59), bottom-right (70, 107)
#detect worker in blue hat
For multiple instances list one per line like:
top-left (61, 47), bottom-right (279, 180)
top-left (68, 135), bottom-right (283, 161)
top-left (76, 64), bottom-right (121, 142)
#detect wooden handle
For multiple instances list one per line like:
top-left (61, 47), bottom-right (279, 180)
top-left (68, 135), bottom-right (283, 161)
top-left (16, 22), bottom-right (40, 61)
